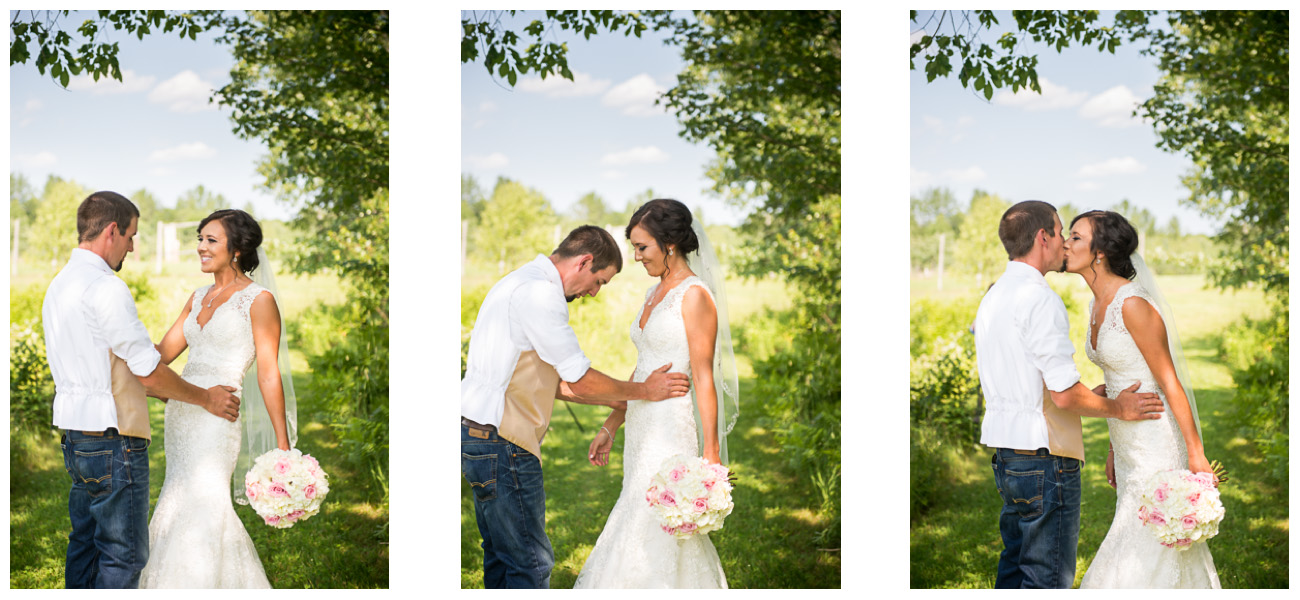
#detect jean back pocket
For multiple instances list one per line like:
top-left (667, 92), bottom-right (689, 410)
top-left (462, 453), bottom-right (498, 503)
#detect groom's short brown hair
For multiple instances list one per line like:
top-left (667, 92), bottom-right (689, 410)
top-left (77, 191), bottom-right (140, 243)
top-left (553, 225), bottom-right (623, 273)
top-left (999, 200), bottom-right (1058, 260)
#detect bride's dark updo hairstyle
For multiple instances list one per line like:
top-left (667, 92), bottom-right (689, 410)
top-left (625, 199), bottom-right (700, 272)
top-left (1070, 210), bottom-right (1139, 280)
top-left (198, 209), bottom-right (263, 275)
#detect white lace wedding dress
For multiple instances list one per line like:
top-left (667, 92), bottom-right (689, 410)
top-left (574, 276), bottom-right (728, 589)
top-left (139, 283), bottom-right (273, 588)
top-left (1079, 282), bottom-right (1220, 589)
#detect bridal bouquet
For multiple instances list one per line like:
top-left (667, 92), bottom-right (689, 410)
top-left (1136, 469), bottom-right (1224, 550)
top-left (244, 448), bottom-right (330, 529)
top-left (645, 455), bottom-right (734, 539)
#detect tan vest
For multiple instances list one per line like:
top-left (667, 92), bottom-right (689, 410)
top-left (1041, 383), bottom-right (1083, 462)
top-left (110, 352), bottom-right (151, 440)
top-left (497, 351), bottom-right (561, 460)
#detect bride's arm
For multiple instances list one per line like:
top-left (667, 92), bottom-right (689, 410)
top-left (683, 286), bottom-right (721, 464)
top-left (1122, 296), bottom-right (1212, 475)
top-left (250, 292), bottom-right (291, 450)
top-left (155, 291), bottom-right (195, 365)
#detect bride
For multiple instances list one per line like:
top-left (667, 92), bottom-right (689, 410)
top-left (574, 199), bottom-right (738, 589)
top-left (1063, 210), bottom-right (1220, 588)
top-left (139, 209), bottom-right (296, 588)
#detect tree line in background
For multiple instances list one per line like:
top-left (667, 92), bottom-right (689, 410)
top-left (910, 186), bottom-right (1219, 281)
top-left (463, 10), bottom-right (841, 546)
top-left (10, 10), bottom-right (390, 535)
top-left (912, 10), bottom-right (1287, 485)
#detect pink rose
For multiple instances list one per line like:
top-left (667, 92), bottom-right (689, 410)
top-left (1148, 508), bottom-right (1166, 526)
top-left (1181, 514), bottom-right (1198, 530)
top-left (265, 515), bottom-right (280, 525)
top-left (646, 486), bottom-right (659, 506)
top-left (1154, 483), bottom-right (1170, 503)
top-left (246, 483), bottom-right (259, 500)
top-left (669, 466), bottom-right (686, 482)
top-left (275, 460), bottom-right (292, 476)
top-left (1137, 505), bottom-right (1149, 524)
top-left (693, 497), bottom-right (710, 513)
top-left (304, 455), bottom-right (320, 469)
top-left (678, 522), bottom-right (697, 534)
top-left (287, 509), bottom-right (305, 521)
top-left (661, 525), bottom-right (676, 534)
top-left (1175, 538), bottom-right (1192, 547)
top-left (703, 478), bottom-right (716, 491)
top-left (659, 490), bottom-right (677, 507)
top-left (270, 483), bottom-right (289, 498)
top-left (305, 484), bottom-right (317, 500)
top-left (1187, 492), bottom-right (1200, 505)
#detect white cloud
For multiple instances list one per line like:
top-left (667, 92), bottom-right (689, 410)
top-left (1076, 181), bottom-right (1102, 191)
top-left (149, 167), bottom-right (174, 177)
top-left (479, 101), bottom-right (497, 113)
top-left (601, 74), bottom-right (667, 117)
top-left (600, 146), bottom-right (670, 166)
top-left (68, 69), bottom-right (157, 95)
top-left (993, 78), bottom-right (1087, 111)
top-left (149, 142), bottom-right (216, 163)
top-left (464, 152), bottom-right (509, 170)
top-left (13, 151), bottom-right (57, 169)
top-left (147, 70), bottom-right (216, 113)
top-left (920, 115), bottom-right (944, 135)
top-left (1078, 85), bottom-right (1143, 128)
top-left (24, 98), bottom-right (42, 111)
top-left (518, 71), bottom-right (611, 98)
top-left (1076, 156), bottom-right (1146, 178)
top-left (602, 170), bottom-right (625, 180)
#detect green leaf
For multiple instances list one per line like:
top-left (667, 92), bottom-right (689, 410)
top-left (507, 69), bottom-right (517, 86)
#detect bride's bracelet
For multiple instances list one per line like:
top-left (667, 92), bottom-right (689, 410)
top-left (601, 426), bottom-right (613, 440)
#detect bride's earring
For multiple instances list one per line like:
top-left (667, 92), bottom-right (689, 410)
top-left (669, 248), bottom-right (674, 256)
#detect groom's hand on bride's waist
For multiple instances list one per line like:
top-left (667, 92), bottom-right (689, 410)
top-left (643, 363), bottom-right (691, 402)
top-left (1114, 381), bottom-right (1164, 421)
top-left (204, 385), bottom-right (241, 422)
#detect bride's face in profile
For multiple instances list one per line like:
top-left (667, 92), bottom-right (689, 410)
top-left (1063, 217), bottom-right (1096, 274)
top-left (629, 224), bottom-right (670, 278)
top-left (197, 220), bottom-right (235, 275)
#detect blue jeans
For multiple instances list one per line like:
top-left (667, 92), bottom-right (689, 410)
top-left (991, 448), bottom-right (1081, 589)
top-left (461, 423), bottom-right (553, 589)
top-left (61, 428), bottom-right (151, 589)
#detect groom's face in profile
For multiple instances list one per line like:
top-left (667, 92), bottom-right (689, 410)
top-left (1047, 214), bottom-right (1068, 272)
top-left (108, 217), bottom-right (139, 272)
top-left (565, 263), bottom-right (618, 302)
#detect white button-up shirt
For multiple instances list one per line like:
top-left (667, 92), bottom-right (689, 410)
top-left (461, 254), bottom-right (593, 427)
top-left (43, 248), bottom-right (162, 431)
top-left (974, 261), bottom-right (1081, 451)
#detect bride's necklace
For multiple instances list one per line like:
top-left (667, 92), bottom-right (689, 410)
top-left (206, 277), bottom-right (245, 308)
top-left (646, 273), bottom-right (690, 309)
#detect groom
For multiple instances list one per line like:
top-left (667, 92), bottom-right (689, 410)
top-left (973, 200), bottom-right (1166, 589)
top-left (461, 225), bottom-right (692, 588)
top-left (43, 191), bottom-right (241, 588)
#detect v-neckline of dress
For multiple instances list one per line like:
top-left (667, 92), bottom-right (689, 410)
top-left (636, 277), bottom-right (693, 332)
top-left (196, 282), bottom-right (253, 332)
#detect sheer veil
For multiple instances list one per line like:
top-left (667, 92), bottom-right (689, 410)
top-left (1131, 253), bottom-right (1201, 438)
top-left (233, 246), bottom-right (299, 503)
top-left (685, 220), bottom-right (740, 464)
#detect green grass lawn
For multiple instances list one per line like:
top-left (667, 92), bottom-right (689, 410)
top-left (9, 262), bottom-right (386, 588)
top-left (459, 379), bottom-right (841, 588)
top-left (910, 272), bottom-right (1288, 588)
top-left (9, 369), bottom-right (389, 588)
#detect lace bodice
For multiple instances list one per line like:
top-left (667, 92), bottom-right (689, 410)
top-left (574, 276), bottom-right (726, 588)
top-left (181, 283), bottom-right (268, 393)
top-left (1079, 282), bottom-right (1218, 588)
top-left (139, 282), bottom-right (272, 588)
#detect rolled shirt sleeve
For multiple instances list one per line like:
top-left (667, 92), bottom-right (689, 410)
top-left (88, 277), bottom-right (161, 378)
top-left (1022, 290), bottom-right (1081, 393)
top-left (511, 280), bottom-right (592, 383)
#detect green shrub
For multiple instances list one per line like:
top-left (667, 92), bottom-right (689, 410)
top-left (1218, 307), bottom-right (1288, 485)
top-left (910, 334), bottom-right (981, 445)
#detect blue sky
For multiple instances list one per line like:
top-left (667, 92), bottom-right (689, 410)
top-left (8, 10), bottom-right (291, 221)
top-left (460, 10), bottom-right (747, 227)
top-left (910, 10), bottom-right (1218, 235)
